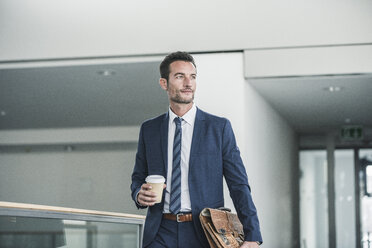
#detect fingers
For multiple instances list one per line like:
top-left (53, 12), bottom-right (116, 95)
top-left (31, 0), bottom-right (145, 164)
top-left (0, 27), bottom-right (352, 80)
top-left (137, 184), bottom-right (157, 206)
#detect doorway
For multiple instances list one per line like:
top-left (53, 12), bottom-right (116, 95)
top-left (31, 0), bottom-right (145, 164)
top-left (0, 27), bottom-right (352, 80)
top-left (299, 148), bottom-right (372, 248)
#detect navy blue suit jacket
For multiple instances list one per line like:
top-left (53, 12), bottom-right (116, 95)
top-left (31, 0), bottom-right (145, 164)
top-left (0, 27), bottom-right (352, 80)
top-left (131, 108), bottom-right (262, 247)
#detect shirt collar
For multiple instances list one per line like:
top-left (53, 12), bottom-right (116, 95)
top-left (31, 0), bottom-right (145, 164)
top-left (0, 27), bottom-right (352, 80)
top-left (168, 104), bottom-right (197, 126)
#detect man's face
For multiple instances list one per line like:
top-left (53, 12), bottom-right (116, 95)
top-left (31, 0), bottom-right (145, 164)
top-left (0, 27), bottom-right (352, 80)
top-left (165, 61), bottom-right (197, 105)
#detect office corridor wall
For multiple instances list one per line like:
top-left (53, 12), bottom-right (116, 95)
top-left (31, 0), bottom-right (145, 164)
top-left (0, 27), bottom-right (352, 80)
top-left (194, 53), bottom-right (298, 248)
top-left (0, 149), bottom-right (146, 215)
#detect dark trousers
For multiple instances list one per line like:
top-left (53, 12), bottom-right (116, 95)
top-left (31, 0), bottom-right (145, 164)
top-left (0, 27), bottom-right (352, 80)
top-left (146, 217), bottom-right (207, 248)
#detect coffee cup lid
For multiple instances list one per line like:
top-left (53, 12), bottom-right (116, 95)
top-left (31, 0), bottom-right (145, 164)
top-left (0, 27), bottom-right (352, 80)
top-left (145, 175), bottom-right (165, 183)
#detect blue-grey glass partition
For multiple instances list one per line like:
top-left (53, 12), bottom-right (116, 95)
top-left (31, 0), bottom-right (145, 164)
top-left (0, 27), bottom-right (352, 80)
top-left (0, 202), bottom-right (145, 248)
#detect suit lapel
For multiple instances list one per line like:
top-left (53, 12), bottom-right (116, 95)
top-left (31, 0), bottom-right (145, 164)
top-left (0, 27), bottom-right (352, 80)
top-left (189, 108), bottom-right (205, 171)
top-left (160, 112), bottom-right (169, 176)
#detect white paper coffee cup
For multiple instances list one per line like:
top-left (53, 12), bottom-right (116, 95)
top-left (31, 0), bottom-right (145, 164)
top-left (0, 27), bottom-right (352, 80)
top-left (145, 175), bottom-right (165, 203)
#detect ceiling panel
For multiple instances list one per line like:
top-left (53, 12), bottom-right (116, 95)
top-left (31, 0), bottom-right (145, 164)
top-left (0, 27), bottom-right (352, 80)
top-left (249, 74), bottom-right (372, 134)
top-left (0, 61), bottom-right (169, 130)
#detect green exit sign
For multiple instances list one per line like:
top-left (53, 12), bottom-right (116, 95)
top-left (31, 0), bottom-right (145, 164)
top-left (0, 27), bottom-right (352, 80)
top-left (341, 126), bottom-right (363, 141)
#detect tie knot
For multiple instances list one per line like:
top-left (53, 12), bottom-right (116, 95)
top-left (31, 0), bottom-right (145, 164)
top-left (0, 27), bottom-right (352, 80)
top-left (174, 117), bottom-right (182, 125)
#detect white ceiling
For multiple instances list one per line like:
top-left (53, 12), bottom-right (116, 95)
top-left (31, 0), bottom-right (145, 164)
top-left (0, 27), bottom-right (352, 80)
top-left (249, 74), bottom-right (372, 134)
top-left (0, 61), bottom-right (168, 130)
top-left (0, 61), bottom-right (371, 137)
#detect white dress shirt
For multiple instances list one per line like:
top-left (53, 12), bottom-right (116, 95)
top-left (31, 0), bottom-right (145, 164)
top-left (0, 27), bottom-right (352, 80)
top-left (163, 104), bottom-right (196, 213)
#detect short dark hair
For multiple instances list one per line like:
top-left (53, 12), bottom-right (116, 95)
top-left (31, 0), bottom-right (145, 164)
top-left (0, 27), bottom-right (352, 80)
top-left (159, 51), bottom-right (196, 81)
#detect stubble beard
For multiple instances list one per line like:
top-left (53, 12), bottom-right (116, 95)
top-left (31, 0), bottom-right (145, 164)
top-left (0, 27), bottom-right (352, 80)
top-left (170, 91), bottom-right (194, 104)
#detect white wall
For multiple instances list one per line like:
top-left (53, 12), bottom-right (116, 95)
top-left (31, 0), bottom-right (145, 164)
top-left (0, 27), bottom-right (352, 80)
top-left (0, 126), bottom-right (144, 214)
top-left (1, 0), bottom-right (371, 61)
top-left (195, 53), bottom-right (298, 248)
top-left (245, 81), bottom-right (299, 248)
top-left (244, 45), bottom-right (372, 78)
top-left (0, 149), bottom-right (145, 215)
top-left (0, 126), bottom-right (139, 145)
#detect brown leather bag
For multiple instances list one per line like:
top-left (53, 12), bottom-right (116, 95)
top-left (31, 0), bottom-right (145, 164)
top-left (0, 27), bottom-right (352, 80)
top-left (199, 208), bottom-right (244, 248)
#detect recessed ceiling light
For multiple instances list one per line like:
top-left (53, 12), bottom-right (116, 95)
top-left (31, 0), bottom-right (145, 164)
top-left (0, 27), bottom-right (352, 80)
top-left (0, 111), bottom-right (6, 116)
top-left (64, 146), bottom-right (74, 152)
top-left (344, 118), bottom-right (351, 124)
top-left (324, 86), bottom-right (343, 92)
top-left (97, 69), bottom-right (116, 76)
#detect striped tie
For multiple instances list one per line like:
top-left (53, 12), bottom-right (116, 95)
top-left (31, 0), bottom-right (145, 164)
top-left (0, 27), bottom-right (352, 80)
top-left (169, 117), bottom-right (182, 214)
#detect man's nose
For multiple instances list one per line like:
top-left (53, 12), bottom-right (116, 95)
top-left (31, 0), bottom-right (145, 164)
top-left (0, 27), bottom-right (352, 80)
top-left (184, 77), bottom-right (192, 86)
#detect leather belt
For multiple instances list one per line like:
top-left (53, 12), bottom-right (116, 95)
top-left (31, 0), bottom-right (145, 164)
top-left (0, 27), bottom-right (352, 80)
top-left (163, 213), bottom-right (193, 222)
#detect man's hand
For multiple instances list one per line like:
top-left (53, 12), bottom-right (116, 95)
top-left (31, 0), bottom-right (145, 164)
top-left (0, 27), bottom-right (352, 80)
top-left (137, 183), bottom-right (166, 206)
top-left (240, 241), bottom-right (260, 248)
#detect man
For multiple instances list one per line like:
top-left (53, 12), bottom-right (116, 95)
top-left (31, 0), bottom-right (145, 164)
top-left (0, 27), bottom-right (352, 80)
top-left (131, 51), bottom-right (262, 248)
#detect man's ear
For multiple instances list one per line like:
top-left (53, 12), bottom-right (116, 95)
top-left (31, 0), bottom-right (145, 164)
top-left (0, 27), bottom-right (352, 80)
top-left (159, 78), bottom-right (168, 90)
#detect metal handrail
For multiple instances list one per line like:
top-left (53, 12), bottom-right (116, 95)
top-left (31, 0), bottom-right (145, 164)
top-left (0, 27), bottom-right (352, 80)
top-left (0, 201), bottom-right (145, 247)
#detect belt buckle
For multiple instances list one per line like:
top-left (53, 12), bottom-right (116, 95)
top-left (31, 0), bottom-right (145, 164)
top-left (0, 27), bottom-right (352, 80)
top-left (176, 213), bottom-right (184, 222)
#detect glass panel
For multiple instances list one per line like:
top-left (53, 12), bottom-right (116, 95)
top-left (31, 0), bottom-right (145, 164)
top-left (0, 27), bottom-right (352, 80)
top-left (0, 216), bottom-right (139, 248)
top-left (359, 149), bottom-right (372, 248)
top-left (334, 149), bottom-right (356, 248)
top-left (366, 166), bottom-right (372, 195)
top-left (300, 150), bottom-right (329, 248)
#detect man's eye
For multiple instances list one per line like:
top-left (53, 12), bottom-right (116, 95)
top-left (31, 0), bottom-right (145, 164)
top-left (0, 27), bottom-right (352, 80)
top-left (176, 75), bottom-right (183, 79)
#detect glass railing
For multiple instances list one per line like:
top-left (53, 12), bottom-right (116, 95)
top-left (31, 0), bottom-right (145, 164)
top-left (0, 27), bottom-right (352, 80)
top-left (0, 201), bottom-right (145, 248)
